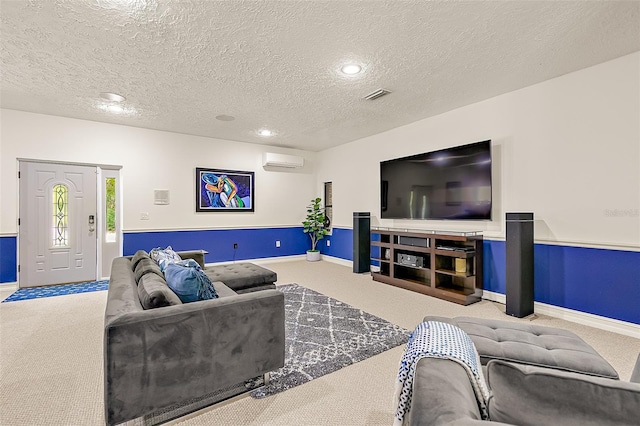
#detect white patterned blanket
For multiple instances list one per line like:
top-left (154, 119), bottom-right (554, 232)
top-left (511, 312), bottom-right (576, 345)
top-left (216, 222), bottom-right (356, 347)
top-left (393, 321), bottom-right (491, 425)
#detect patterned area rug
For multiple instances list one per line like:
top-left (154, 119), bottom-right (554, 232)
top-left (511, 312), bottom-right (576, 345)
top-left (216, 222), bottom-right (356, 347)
top-left (251, 283), bottom-right (409, 398)
top-left (1, 280), bottom-right (109, 302)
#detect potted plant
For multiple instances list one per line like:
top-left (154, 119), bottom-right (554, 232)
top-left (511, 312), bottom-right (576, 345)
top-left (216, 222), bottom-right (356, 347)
top-left (302, 197), bottom-right (330, 261)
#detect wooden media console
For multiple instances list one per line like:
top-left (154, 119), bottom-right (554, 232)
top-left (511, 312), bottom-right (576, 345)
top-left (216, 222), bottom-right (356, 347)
top-left (370, 227), bottom-right (483, 305)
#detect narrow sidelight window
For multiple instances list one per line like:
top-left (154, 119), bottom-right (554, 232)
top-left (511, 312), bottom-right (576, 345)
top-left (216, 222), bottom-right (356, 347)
top-left (105, 177), bottom-right (116, 243)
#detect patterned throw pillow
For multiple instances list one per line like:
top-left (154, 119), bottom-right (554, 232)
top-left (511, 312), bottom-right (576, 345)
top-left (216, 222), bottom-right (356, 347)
top-left (149, 246), bottom-right (182, 271)
top-left (164, 259), bottom-right (219, 303)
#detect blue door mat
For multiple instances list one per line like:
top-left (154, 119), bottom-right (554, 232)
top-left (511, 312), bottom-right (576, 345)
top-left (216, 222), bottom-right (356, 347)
top-left (2, 280), bottom-right (109, 303)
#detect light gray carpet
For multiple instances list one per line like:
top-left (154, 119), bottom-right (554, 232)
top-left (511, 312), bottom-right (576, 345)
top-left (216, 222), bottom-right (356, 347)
top-left (1, 259), bottom-right (638, 426)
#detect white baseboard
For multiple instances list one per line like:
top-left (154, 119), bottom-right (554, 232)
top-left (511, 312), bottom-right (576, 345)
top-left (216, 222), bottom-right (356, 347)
top-left (251, 255), bottom-right (307, 265)
top-left (321, 255), bottom-right (353, 268)
top-left (482, 290), bottom-right (640, 339)
top-left (481, 290), bottom-right (507, 304)
top-left (206, 255), bottom-right (352, 268)
top-left (0, 282), bottom-right (18, 291)
top-left (204, 254), bottom-right (306, 267)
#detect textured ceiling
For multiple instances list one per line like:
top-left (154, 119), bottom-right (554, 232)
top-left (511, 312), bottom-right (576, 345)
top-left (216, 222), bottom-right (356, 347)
top-left (1, 0), bottom-right (639, 152)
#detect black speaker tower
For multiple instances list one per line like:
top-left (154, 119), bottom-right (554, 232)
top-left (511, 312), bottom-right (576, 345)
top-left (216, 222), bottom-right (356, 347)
top-left (506, 212), bottom-right (534, 318)
top-left (353, 212), bottom-right (371, 273)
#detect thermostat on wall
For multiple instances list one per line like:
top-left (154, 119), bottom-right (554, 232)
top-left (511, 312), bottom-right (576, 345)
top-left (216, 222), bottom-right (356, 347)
top-left (154, 190), bottom-right (170, 205)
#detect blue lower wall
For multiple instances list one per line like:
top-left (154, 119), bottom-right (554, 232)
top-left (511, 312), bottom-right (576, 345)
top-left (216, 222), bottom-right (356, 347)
top-left (319, 230), bottom-right (639, 325)
top-left (483, 240), bottom-right (640, 325)
top-left (317, 227), bottom-right (354, 261)
top-left (123, 227), bottom-right (310, 263)
top-left (0, 236), bottom-right (17, 283)
top-left (4, 227), bottom-right (638, 325)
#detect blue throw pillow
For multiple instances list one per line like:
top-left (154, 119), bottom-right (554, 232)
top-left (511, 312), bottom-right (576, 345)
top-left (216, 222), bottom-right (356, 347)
top-left (164, 259), bottom-right (218, 303)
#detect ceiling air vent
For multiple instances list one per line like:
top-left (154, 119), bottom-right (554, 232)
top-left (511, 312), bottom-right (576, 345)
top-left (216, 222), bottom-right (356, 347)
top-left (363, 88), bottom-right (392, 100)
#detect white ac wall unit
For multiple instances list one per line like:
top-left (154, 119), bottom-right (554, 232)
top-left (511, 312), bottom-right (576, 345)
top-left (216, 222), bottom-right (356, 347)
top-left (262, 152), bottom-right (304, 168)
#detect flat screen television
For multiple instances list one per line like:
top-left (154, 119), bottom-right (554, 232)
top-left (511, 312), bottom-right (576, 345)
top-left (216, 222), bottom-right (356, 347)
top-left (380, 140), bottom-right (492, 220)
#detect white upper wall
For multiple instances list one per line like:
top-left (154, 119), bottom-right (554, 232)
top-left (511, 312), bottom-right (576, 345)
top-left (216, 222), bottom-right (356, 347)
top-left (318, 52), bottom-right (640, 249)
top-left (3, 52), bottom-right (639, 249)
top-left (0, 111), bottom-right (317, 233)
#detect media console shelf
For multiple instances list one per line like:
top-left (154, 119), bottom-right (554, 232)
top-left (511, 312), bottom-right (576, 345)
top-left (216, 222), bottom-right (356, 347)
top-left (370, 227), bottom-right (483, 305)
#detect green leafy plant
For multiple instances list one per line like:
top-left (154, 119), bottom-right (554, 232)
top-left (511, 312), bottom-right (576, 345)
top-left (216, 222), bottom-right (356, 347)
top-left (302, 197), bottom-right (330, 252)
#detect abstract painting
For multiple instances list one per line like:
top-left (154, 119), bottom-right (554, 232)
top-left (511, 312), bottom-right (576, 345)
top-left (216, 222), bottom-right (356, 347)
top-left (195, 167), bottom-right (254, 212)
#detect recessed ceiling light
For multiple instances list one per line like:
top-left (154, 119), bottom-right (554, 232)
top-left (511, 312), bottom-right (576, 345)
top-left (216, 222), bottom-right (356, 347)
top-left (216, 114), bottom-right (236, 122)
top-left (258, 129), bottom-right (273, 137)
top-left (107, 104), bottom-right (124, 113)
top-left (96, 102), bottom-right (136, 115)
top-left (100, 92), bottom-right (126, 102)
top-left (341, 64), bottom-right (362, 75)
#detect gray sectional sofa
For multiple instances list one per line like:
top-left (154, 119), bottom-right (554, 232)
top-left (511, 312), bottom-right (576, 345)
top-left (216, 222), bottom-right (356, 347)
top-left (104, 251), bottom-right (285, 426)
top-left (408, 316), bottom-right (640, 425)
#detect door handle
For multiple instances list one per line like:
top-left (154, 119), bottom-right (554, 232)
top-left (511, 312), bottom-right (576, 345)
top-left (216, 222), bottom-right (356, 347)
top-left (89, 215), bottom-right (95, 232)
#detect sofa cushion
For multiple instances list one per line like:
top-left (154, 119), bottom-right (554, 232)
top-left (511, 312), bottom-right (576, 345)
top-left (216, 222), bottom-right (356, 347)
top-left (150, 246), bottom-right (182, 271)
top-left (165, 259), bottom-right (219, 303)
top-left (133, 257), bottom-right (164, 283)
top-left (233, 284), bottom-right (276, 294)
top-left (212, 281), bottom-right (237, 298)
top-left (105, 258), bottom-right (144, 324)
top-left (409, 357), bottom-right (485, 425)
top-left (131, 250), bottom-right (150, 270)
top-left (424, 316), bottom-right (619, 379)
top-left (487, 360), bottom-right (640, 425)
top-left (137, 273), bottom-right (182, 309)
top-left (204, 263), bottom-right (277, 292)
top-left (631, 354), bottom-right (640, 384)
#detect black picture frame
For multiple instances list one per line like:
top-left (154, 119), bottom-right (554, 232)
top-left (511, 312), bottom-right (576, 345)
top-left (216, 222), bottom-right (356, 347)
top-left (195, 167), bottom-right (255, 212)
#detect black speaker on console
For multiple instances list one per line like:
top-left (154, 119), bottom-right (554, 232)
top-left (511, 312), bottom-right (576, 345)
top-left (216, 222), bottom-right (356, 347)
top-left (399, 236), bottom-right (429, 248)
top-left (353, 212), bottom-right (371, 273)
top-left (506, 212), bottom-right (534, 318)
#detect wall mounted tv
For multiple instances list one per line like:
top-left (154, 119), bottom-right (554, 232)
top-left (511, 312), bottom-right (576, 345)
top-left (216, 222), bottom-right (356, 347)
top-left (380, 140), bottom-right (492, 220)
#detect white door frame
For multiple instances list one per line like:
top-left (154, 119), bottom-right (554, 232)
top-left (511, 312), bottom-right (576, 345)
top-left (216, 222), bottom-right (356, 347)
top-left (17, 158), bottom-right (122, 286)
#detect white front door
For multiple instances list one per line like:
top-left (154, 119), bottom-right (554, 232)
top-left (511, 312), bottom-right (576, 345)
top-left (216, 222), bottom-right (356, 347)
top-left (19, 161), bottom-right (98, 287)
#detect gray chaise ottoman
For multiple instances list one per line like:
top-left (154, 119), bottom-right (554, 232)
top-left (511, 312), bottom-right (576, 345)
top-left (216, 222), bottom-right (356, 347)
top-left (424, 316), bottom-right (619, 379)
top-left (174, 251), bottom-right (278, 294)
top-left (204, 263), bottom-right (277, 294)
